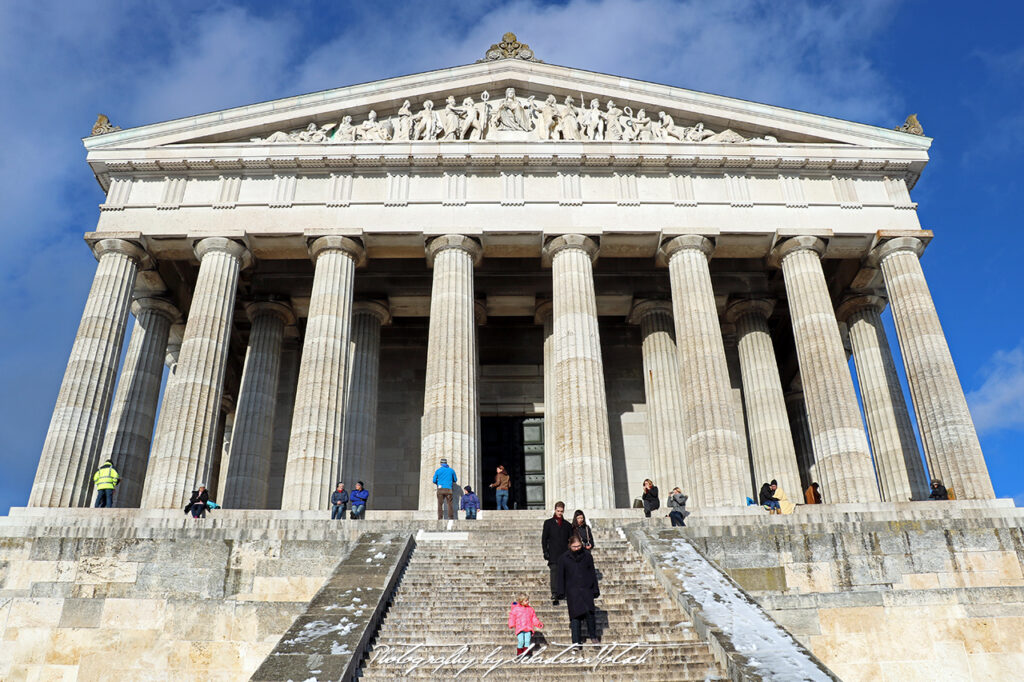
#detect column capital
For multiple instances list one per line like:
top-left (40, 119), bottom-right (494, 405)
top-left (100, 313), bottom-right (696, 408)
top-left (542, 234), bottom-right (599, 265)
top-left (658, 234), bottom-right (714, 262)
top-left (534, 299), bottom-right (553, 325)
top-left (768, 235), bottom-right (825, 268)
top-left (724, 298), bottom-right (775, 325)
top-left (308, 235), bottom-right (366, 267)
top-left (835, 294), bottom-right (887, 322)
top-left (244, 300), bottom-right (295, 326)
top-left (93, 238), bottom-right (153, 269)
top-left (132, 296), bottom-right (180, 322)
top-left (353, 299), bottom-right (391, 326)
top-left (868, 236), bottom-right (926, 266)
top-left (628, 298), bottom-right (673, 325)
top-left (194, 237), bottom-right (252, 270)
top-left (426, 234), bottom-right (482, 266)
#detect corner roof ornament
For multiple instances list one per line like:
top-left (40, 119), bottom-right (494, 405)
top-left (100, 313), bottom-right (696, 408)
top-left (477, 32), bottom-right (542, 63)
top-left (895, 113), bottom-right (924, 136)
top-left (91, 114), bottom-right (121, 136)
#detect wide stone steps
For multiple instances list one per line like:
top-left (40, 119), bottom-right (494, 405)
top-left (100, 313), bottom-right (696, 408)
top-left (357, 530), bottom-right (724, 680)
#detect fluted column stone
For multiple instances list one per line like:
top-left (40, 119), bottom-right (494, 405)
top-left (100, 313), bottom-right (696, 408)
top-left (30, 239), bottom-right (149, 507)
top-left (629, 300), bottom-right (691, 492)
top-left (544, 234), bottom-right (615, 509)
top-left (872, 237), bottom-right (994, 499)
top-left (771, 236), bottom-right (878, 503)
top-left (98, 297), bottom-right (178, 507)
top-left (837, 295), bottom-right (929, 501)
top-left (141, 237), bottom-right (250, 508)
top-left (342, 300), bottom-right (390, 494)
top-left (282, 236), bottom-right (365, 510)
top-left (418, 235), bottom-right (482, 510)
top-left (535, 301), bottom-right (558, 505)
top-left (785, 389), bottom-right (816, 491)
top-left (221, 301), bottom-right (293, 508)
top-left (726, 299), bottom-right (801, 499)
top-left (659, 236), bottom-right (746, 508)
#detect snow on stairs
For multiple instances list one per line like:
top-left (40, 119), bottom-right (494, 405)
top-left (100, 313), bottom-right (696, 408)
top-left (358, 524), bottom-right (725, 680)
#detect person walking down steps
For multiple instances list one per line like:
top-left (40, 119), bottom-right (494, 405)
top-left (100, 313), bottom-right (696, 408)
top-left (460, 485), bottom-right (480, 520)
top-left (541, 502), bottom-right (573, 604)
top-left (508, 593), bottom-right (543, 657)
top-left (554, 534), bottom-right (602, 646)
top-left (432, 458), bottom-right (458, 521)
top-left (571, 509), bottom-right (595, 550)
top-left (92, 459), bottom-right (119, 508)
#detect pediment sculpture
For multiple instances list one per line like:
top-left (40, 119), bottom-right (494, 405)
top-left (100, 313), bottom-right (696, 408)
top-left (249, 87), bottom-right (778, 145)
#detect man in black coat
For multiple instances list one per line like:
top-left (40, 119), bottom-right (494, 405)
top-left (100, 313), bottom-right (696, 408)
top-left (541, 501), bottom-right (573, 604)
top-left (554, 534), bottom-right (601, 645)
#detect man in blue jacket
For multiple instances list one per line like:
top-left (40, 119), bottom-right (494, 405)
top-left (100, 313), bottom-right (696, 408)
top-left (432, 458), bottom-right (458, 520)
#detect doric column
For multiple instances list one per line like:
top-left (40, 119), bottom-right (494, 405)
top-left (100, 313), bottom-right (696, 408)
top-left (837, 294), bottom-right (929, 501)
top-left (871, 237), bottom-right (994, 499)
top-left (770, 236), bottom-right (878, 503)
top-left (97, 297), bottom-right (178, 507)
top-left (30, 239), bottom-right (149, 507)
top-left (418, 235), bottom-right (482, 511)
top-left (221, 301), bottom-right (293, 509)
top-left (629, 300), bottom-right (691, 493)
top-left (535, 301), bottom-right (558, 505)
top-left (658, 235), bottom-right (746, 508)
top-left (282, 236), bottom-right (365, 510)
top-left (543, 234), bottom-right (614, 509)
top-left (785, 389), bottom-right (816, 490)
top-left (726, 299), bottom-right (801, 499)
top-left (141, 237), bottom-right (250, 508)
top-left (342, 300), bottom-right (390, 494)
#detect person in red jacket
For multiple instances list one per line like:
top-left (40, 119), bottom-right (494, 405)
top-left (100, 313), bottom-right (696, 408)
top-left (508, 593), bottom-right (543, 656)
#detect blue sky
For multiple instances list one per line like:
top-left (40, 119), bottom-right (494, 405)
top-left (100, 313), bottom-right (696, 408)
top-left (1, 0), bottom-right (1021, 512)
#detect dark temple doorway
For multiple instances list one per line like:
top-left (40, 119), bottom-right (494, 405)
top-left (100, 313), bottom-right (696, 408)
top-left (481, 416), bottom-right (545, 509)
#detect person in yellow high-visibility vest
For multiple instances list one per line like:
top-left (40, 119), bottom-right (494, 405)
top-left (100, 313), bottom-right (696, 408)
top-left (92, 460), bottom-right (120, 508)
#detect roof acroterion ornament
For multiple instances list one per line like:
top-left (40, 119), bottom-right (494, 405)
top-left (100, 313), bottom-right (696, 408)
top-left (895, 113), bottom-right (924, 136)
top-left (91, 114), bottom-right (121, 136)
top-left (478, 32), bottom-right (541, 63)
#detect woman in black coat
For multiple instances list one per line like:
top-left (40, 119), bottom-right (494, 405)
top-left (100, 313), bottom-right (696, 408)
top-left (553, 534), bottom-right (601, 645)
top-left (571, 509), bottom-right (595, 550)
top-left (184, 486), bottom-right (210, 519)
top-left (642, 479), bottom-right (660, 518)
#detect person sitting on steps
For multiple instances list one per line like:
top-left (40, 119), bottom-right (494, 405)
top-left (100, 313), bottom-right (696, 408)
top-left (350, 481), bottom-right (369, 519)
top-left (760, 480), bottom-right (782, 514)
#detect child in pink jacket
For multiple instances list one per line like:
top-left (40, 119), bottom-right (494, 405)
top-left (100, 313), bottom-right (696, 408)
top-left (508, 593), bottom-right (544, 656)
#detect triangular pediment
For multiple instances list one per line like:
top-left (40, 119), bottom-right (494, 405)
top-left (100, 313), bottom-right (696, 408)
top-left (84, 59), bottom-right (930, 153)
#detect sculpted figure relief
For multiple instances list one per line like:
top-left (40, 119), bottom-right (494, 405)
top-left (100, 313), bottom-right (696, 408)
top-left (248, 89), bottom-right (779, 145)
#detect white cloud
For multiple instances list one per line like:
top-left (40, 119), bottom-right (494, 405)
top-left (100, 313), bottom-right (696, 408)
top-left (967, 343), bottom-right (1024, 433)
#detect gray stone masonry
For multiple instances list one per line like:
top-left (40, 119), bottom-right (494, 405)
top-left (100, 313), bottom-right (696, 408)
top-left (30, 239), bottom-right (149, 507)
top-left (342, 301), bottom-right (390, 496)
top-left (872, 236), bottom-right (995, 500)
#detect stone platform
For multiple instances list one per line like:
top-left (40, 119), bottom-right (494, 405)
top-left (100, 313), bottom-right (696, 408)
top-left (0, 500), bottom-right (1021, 681)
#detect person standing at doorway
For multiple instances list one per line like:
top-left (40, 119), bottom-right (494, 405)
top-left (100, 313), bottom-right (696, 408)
top-left (432, 458), bottom-right (458, 520)
top-left (490, 464), bottom-right (510, 510)
top-left (92, 459), bottom-right (119, 508)
top-left (541, 501), bottom-right (572, 604)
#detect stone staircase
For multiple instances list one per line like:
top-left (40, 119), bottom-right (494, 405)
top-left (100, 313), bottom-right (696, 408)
top-left (357, 524), bottom-right (725, 680)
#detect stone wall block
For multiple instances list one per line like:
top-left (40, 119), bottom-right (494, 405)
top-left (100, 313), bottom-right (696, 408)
top-left (876, 242), bottom-right (994, 499)
top-left (662, 237), bottom-right (746, 507)
top-left (776, 240), bottom-right (878, 503)
top-left (143, 239), bottom-right (248, 508)
top-left (282, 237), bottom-right (363, 510)
top-left (31, 240), bottom-right (146, 507)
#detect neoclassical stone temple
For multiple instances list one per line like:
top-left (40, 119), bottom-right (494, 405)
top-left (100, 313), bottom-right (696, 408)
top-left (29, 37), bottom-right (994, 513)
